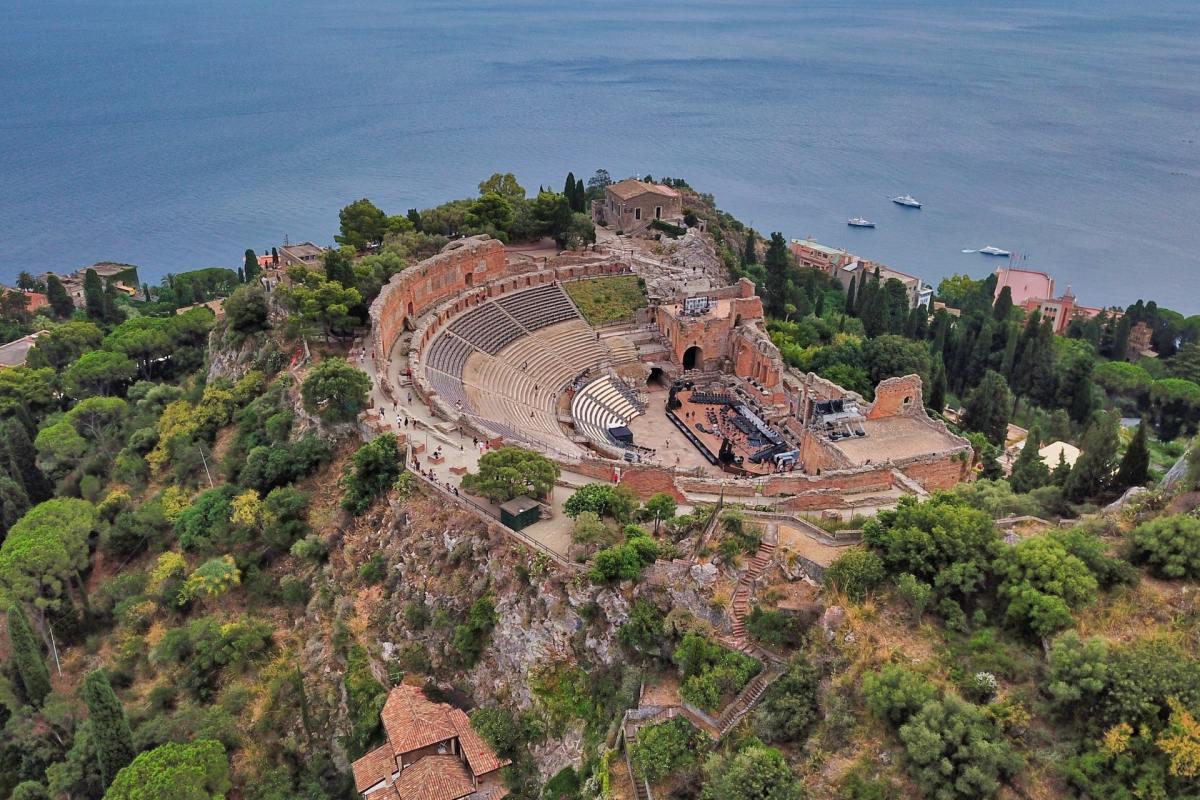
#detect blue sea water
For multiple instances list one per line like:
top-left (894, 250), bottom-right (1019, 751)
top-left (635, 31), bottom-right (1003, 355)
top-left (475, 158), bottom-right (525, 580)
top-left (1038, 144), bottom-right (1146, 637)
top-left (1, 0), bottom-right (1198, 312)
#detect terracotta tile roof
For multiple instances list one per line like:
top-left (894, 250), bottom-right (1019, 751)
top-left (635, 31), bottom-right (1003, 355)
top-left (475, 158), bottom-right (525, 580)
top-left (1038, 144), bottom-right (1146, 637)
top-left (608, 179), bottom-right (680, 201)
top-left (393, 755), bottom-right (475, 800)
top-left (381, 686), bottom-right (458, 754)
top-left (449, 709), bottom-right (510, 776)
top-left (352, 743), bottom-right (397, 792)
top-left (366, 785), bottom-right (401, 800)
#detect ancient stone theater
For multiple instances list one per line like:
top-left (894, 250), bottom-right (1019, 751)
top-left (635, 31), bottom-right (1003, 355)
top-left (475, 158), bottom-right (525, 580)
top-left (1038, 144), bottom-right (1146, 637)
top-left (366, 234), bottom-right (973, 514)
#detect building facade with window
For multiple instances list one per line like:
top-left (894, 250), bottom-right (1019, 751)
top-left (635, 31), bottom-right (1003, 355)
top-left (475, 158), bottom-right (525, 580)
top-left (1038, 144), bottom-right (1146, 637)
top-left (593, 179), bottom-right (684, 233)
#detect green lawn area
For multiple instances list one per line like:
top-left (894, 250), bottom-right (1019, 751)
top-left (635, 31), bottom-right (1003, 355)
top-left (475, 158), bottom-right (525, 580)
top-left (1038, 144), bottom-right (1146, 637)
top-left (564, 276), bottom-right (648, 325)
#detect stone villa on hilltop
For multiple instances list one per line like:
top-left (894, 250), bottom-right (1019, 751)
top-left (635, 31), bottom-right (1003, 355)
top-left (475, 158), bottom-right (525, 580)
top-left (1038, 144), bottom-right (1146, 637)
top-left (351, 685), bottom-right (509, 800)
top-left (992, 266), bottom-right (1111, 334)
top-left (593, 179), bottom-right (684, 233)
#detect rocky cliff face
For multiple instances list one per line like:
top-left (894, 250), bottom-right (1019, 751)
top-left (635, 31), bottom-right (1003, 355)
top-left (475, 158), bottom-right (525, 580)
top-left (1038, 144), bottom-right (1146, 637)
top-left (340, 493), bottom-right (627, 778)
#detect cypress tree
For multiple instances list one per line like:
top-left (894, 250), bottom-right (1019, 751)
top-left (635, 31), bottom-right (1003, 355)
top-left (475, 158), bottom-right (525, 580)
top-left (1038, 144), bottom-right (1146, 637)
top-left (1009, 426), bottom-right (1050, 493)
top-left (962, 370), bottom-right (1012, 446)
top-left (563, 172), bottom-right (577, 211)
top-left (237, 267), bottom-right (245, 283)
top-left (407, 209), bottom-right (423, 231)
top-left (271, 246), bottom-right (279, 266)
top-left (743, 230), bottom-right (758, 265)
top-left (576, 177), bottom-right (586, 211)
top-left (928, 356), bottom-right (947, 413)
top-left (3, 419), bottom-right (50, 502)
top-left (82, 269), bottom-right (105, 321)
top-left (244, 249), bottom-right (260, 283)
top-left (8, 604), bottom-right (51, 707)
top-left (1051, 448), bottom-right (1072, 487)
top-left (1113, 420), bottom-right (1150, 490)
top-left (82, 669), bottom-right (135, 788)
top-left (0, 475), bottom-right (30, 539)
top-left (993, 285), bottom-right (1013, 322)
top-left (762, 233), bottom-right (790, 317)
top-left (45, 275), bottom-right (75, 319)
top-left (323, 248), bottom-right (356, 289)
top-left (844, 276), bottom-right (856, 316)
top-left (1066, 412), bottom-right (1119, 501)
top-left (102, 280), bottom-right (121, 322)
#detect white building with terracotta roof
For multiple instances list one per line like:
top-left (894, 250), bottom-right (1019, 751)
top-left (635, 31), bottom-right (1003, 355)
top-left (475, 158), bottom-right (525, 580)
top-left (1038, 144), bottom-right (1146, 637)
top-left (594, 179), bottom-right (684, 233)
top-left (351, 685), bottom-right (509, 800)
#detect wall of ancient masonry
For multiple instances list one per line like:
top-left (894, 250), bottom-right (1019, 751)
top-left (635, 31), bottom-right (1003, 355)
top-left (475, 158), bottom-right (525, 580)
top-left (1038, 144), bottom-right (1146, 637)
top-left (867, 374), bottom-right (925, 419)
top-left (369, 236), bottom-right (509, 365)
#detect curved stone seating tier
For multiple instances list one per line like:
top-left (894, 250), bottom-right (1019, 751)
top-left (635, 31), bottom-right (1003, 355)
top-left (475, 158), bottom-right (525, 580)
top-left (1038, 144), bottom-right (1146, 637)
top-left (570, 375), bottom-right (645, 452)
top-left (496, 283), bottom-right (579, 331)
top-left (418, 284), bottom-right (617, 457)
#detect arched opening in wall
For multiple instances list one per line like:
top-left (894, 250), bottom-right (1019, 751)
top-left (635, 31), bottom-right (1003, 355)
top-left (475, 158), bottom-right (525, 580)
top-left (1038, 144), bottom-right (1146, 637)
top-left (734, 314), bottom-right (743, 328)
top-left (407, 301), bottom-right (414, 317)
top-left (402, 316), bottom-right (415, 333)
top-left (903, 395), bottom-right (912, 407)
top-left (648, 367), bottom-right (667, 387)
top-left (683, 346), bottom-right (702, 371)
top-left (464, 272), bottom-right (474, 287)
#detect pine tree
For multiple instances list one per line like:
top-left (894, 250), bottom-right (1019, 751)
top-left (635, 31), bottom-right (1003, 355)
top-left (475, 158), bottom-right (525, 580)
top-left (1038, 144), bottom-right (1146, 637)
top-left (45, 275), bottom-right (75, 319)
top-left (2, 419), bottom-right (51, 502)
top-left (82, 669), bottom-right (135, 788)
top-left (1009, 426), bottom-right (1050, 493)
top-left (844, 276), bottom-right (856, 315)
top-left (8, 604), bottom-right (51, 707)
top-left (1113, 420), bottom-right (1150, 490)
top-left (743, 230), bottom-right (758, 265)
top-left (82, 269), bottom-right (105, 322)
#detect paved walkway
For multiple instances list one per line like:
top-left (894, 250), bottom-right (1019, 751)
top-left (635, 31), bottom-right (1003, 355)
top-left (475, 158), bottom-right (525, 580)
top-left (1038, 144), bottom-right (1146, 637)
top-left (353, 335), bottom-right (601, 558)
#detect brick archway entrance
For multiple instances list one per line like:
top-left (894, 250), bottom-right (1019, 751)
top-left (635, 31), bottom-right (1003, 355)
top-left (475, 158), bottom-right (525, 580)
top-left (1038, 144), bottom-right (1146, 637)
top-left (683, 346), bottom-right (702, 371)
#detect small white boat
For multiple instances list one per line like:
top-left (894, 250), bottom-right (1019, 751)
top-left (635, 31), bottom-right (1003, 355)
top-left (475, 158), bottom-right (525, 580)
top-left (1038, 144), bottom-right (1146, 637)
top-left (892, 194), bottom-right (922, 208)
top-left (977, 245), bottom-right (1011, 257)
top-left (847, 217), bottom-right (875, 228)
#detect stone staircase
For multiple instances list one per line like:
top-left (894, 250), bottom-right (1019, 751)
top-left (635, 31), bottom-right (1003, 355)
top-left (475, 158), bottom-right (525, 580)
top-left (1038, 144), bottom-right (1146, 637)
top-left (721, 531), bottom-right (777, 654)
top-left (717, 667), bottom-right (781, 737)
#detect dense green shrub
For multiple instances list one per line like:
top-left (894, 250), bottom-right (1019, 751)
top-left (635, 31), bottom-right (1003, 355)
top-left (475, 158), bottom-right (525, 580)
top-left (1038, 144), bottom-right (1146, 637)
top-left (1131, 514), bottom-right (1200, 579)
top-left (698, 743), bottom-right (803, 800)
top-left (343, 644), bottom-right (386, 755)
top-left (823, 547), bottom-right (885, 601)
top-left (672, 633), bottom-right (760, 711)
top-left (745, 605), bottom-right (805, 649)
top-left (896, 695), bottom-right (1021, 800)
top-left (632, 717), bottom-right (700, 783)
top-left (175, 486), bottom-right (237, 551)
top-left (452, 596), bottom-right (497, 667)
top-left (342, 434), bottom-right (402, 515)
top-left (754, 656), bottom-right (820, 743)
top-left (589, 529), bottom-right (658, 583)
top-left (994, 535), bottom-right (1098, 638)
top-left (618, 599), bottom-right (666, 656)
top-left (563, 482), bottom-right (637, 521)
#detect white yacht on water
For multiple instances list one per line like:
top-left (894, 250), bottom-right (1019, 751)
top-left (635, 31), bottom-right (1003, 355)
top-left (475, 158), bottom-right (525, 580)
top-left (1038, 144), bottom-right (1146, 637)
top-left (892, 194), bottom-right (922, 208)
top-left (977, 245), bottom-right (1011, 257)
top-left (847, 217), bottom-right (875, 228)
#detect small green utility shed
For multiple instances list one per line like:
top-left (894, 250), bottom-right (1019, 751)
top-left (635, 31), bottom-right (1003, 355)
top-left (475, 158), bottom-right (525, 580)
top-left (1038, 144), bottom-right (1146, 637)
top-left (499, 495), bottom-right (540, 531)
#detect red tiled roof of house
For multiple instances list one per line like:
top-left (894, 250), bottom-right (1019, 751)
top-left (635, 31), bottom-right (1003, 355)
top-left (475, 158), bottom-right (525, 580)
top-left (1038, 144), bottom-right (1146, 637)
top-left (392, 755), bottom-right (475, 800)
top-left (381, 686), bottom-right (459, 755)
top-left (608, 179), bottom-right (680, 200)
top-left (352, 743), bottom-right (397, 792)
top-left (449, 709), bottom-right (509, 776)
